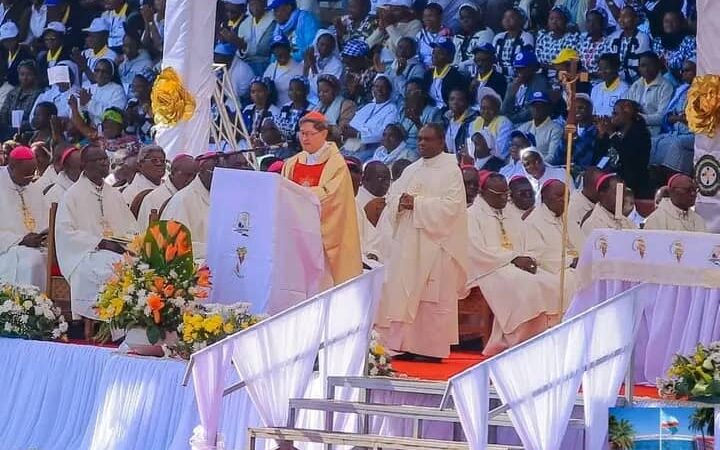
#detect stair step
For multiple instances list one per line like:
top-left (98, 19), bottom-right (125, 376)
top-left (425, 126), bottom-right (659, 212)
top-left (247, 427), bottom-right (525, 450)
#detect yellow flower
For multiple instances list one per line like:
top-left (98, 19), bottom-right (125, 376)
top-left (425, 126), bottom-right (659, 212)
top-left (372, 343), bottom-right (385, 356)
top-left (110, 298), bottom-right (125, 317)
top-left (223, 322), bottom-right (235, 334)
top-left (202, 315), bottom-right (223, 334)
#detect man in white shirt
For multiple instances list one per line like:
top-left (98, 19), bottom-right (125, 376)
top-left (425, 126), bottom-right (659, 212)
top-left (75, 18), bottom-right (118, 87)
top-left (376, 124), bottom-right (468, 360)
top-left (507, 174), bottom-right (535, 220)
top-left (568, 166), bottom-right (601, 226)
top-left (0, 147), bottom-right (50, 291)
top-left (517, 91), bottom-right (563, 161)
top-left (581, 173), bottom-right (637, 234)
top-left (100, 0), bottom-right (129, 50)
top-left (121, 145), bottom-right (166, 205)
top-left (137, 154), bottom-right (199, 231)
top-left (645, 173), bottom-right (707, 232)
top-left (591, 53), bottom-right (630, 117)
top-left (161, 153), bottom-right (218, 260)
top-left (45, 146), bottom-right (82, 206)
top-left (356, 161), bottom-right (391, 263)
top-left (55, 144), bottom-right (137, 321)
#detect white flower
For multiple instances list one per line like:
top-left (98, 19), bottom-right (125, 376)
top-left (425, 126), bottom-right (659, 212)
top-left (369, 367), bottom-right (379, 376)
top-left (19, 314), bottom-right (29, 324)
top-left (51, 329), bottom-right (61, 339)
top-left (3, 322), bottom-right (11, 332)
top-left (378, 356), bottom-right (387, 365)
top-left (43, 309), bottom-right (55, 320)
top-left (59, 321), bottom-right (68, 333)
top-left (22, 300), bottom-right (33, 309)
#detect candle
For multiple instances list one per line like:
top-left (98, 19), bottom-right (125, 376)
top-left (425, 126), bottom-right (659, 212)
top-left (614, 182), bottom-right (624, 220)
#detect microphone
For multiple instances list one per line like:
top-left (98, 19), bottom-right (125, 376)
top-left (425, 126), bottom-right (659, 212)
top-left (221, 142), bottom-right (289, 154)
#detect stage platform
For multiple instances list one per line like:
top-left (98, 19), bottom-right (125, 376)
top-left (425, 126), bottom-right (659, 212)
top-left (393, 349), bottom-right (662, 400)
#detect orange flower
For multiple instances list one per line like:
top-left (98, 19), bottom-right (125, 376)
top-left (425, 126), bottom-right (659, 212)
top-left (165, 244), bottom-right (178, 262)
top-left (147, 293), bottom-right (164, 311)
top-left (152, 276), bottom-right (165, 293)
top-left (153, 309), bottom-right (162, 324)
top-left (195, 289), bottom-right (208, 299)
top-left (197, 268), bottom-right (210, 287)
top-left (149, 224), bottom-right (166, 250)
top-left (167, 220), bottom-right (181, 238)
top-left (163, 284), bottom-right (175, 297)
top-left (176, 231), bottom-right (190, 256)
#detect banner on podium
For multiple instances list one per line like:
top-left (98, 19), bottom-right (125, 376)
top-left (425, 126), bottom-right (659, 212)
top-left (206, 169), bottom-right (324, 314)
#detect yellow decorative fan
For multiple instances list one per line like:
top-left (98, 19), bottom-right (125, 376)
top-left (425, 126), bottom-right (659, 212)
top-left (150, 67), bottom-right (196, 127)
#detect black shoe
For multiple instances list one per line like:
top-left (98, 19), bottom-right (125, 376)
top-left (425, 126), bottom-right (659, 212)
top-left (392, 352), bottom-right (443, 363)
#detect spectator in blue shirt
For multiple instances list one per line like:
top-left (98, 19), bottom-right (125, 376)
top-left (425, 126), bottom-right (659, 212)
top-left (269, 0), bottom-right (319, 63)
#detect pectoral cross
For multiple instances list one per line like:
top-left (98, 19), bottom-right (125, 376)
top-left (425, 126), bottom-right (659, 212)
top-left (94, 185), bottom-right (113, 238)
top-left (16, 187), bottom-right (36, 232)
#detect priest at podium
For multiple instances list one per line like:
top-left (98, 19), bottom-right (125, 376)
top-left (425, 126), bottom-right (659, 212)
top-left (282, 111), bottom-right (362, 287)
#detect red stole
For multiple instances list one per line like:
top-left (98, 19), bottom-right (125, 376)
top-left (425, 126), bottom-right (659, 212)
top-left (291, 160), bottom-right (327, 187)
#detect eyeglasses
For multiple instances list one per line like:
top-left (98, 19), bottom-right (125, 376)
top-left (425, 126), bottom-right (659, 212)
top-left (486, 187), bottom-right (510, 197)
top-left (142, 157), bottom-right (166, 165)
top-left (299, 130), bottom-right (322, 138)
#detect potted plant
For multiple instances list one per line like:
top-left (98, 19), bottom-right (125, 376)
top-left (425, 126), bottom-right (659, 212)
top-left (94, 220), bottom-right (211, 355)
top-left (690, 408), bottom-right (715, 450)
top-left (0, 283), bottom-right (68, 341)
top-left (657, 342), bottom-right (720, 402)
top-left (608, 415), bottom-right (636, 450)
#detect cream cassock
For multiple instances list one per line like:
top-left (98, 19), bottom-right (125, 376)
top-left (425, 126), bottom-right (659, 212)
top-left (44, 172), bottom-right (76, 207)
top-left (467, 197), bottom-right (561, 353)
top-left (525, 203), bottom-right (585, 312)
top-left (161, 176), bottom-right (209, 260)
top-left (567, 190), bottom-right (595, 227)
top-left (375, 153), bottom-right (468, 359)
top-left (581, 203), bottom-right (637, 236)
top-left (644, 198), bottom-right (707, 232)
top-left (35, 166), bottom-right (58, 193)
top-left (55, 175), bottom-right (137, 318)
top-left (121, 173), bottom-right (159, 205)
top-left (0, 169), bottom-right (49, 290)
top-left (137, 179), bottom-right (178, 231)
top-left (355, 186), bottom-right (384, 264)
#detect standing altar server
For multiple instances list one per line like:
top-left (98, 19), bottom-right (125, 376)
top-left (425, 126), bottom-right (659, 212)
top-left (375, 124), bottom-right (468, 359)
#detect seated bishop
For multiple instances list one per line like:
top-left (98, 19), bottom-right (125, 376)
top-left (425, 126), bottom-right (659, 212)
top-left (581, 173), bottom-right (637, 235)
top-left (356, 161), bottom-right (391, 264)
top-left (121, 145), bottom-right (166, 205)
top-left (45, 147), bottom-right (83, 206)
top-left (161, 153), bottom-right (216, 260)
top-left (55, 144), bottom-right (138, 319)
top-left (137, 154), bottom-right (198, 230)
top-left (467, 171), bottom-right (561, 356)
top-left (525, 179), bottom-right (585, 312)
top-left (644, 173), bottom-right (706, 232)
top-left (0, 147), bottom-right (50, 291)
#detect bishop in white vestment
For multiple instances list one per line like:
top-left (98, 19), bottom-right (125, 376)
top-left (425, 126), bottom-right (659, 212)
top-left (644, 174), bottom-right (706, 232)
top-left (55, 146), bottom-right (137, 318)
top-left (0, 148), bottom-right (50, 290)
top-left (581, 174), bottom-right (637, 235)
top-left (45, 147), bottom-right (83, 207)
top-left (567, 167), bottom-right (601, 226)
top-left (467, 172), bottom-right (561, 356)
top-left (137, 154), bottom-right (199, 231)
top-left (120, 145), bottom-right (166, 205)
top-left (375, 125), bottom-right (468, 359)
top-left (525, 180), bottom-right (585, 312)
top-left (161, 154), bottom-right (216, 260)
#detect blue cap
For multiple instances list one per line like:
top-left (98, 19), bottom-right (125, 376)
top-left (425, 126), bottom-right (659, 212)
top-left (341, 39), bottom-right (370, 57)
top-left (267, 0), bottom-right (295, 9)
top-left (510, 130), bottom-right (536, 146)
top-left (513, 49), bottom-right (538, 68)
top-left (472, 42), bottom-right (495, 54)
top-left (528, 91), bottom-right (550, 104)
top-left (269, 33), bottom-right (291, 49)
top-left (430, 36), bottom-right (456, 58)
top-left (214, 42), bottom-right (236, 56)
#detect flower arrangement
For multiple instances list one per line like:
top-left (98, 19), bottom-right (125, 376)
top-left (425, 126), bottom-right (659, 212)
top-left (95, 220), bottom-right (211, 345)
top-left (368, 330), bottom-right (396, 377)
top-left (172, 302), bottom-right (264, 358)
top-left (657, 342), bottom-right (720, 400)
top-left (0, 283), bottom-right (68, 341)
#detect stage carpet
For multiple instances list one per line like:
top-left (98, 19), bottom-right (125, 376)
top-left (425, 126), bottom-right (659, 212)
top-left (393, 350), bottom-right (661, 399)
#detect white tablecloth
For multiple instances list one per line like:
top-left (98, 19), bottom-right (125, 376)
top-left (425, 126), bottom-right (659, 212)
top-left (0, 338), bottom-right (261, 450)
top-left (568, 229), bottom-right (720, 384)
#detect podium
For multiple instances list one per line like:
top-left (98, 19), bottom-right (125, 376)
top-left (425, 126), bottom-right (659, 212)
top-left (206, 169), bottom-right (324, 314)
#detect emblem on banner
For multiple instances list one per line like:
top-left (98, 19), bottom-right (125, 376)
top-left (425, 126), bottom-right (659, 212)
top-left (695, 155), bottom-right (720, 197)
top-left (233, 212), bottom-right (251, 237)
top-left (709, 246), bottom-right (720, 266)
top-left (632, 237), bottom-right (646, 259)
top-left (670, 240), bottom-right (684, 263)
top-left (234, 246), bottom-right (248, 278)
top-left (595, 235), bottom-right (609, 258)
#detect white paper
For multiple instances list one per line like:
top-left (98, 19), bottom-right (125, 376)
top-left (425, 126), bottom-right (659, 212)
top-left (614, 182), bottom-right (624, 220)
top-left (11, 110), bottom-right (24, 129)
top-left (47, 66), bottom-right (70, 85)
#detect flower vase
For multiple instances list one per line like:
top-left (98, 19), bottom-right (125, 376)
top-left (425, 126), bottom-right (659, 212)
top-left (124, 328), bottom-right (177, 357)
